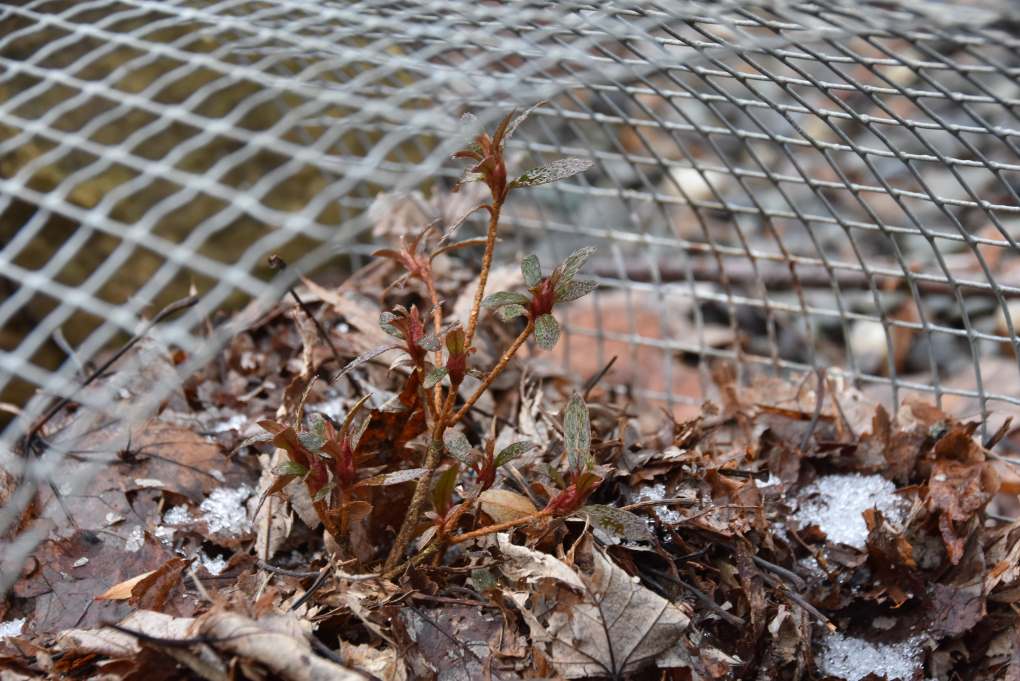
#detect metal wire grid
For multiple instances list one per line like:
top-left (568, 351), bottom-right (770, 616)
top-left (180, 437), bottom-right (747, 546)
top-left (1, 0), bottom-right (1019, 585)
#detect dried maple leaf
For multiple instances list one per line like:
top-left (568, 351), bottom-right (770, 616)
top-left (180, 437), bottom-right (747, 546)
top-left (498, 536), bottom-right (690, 678)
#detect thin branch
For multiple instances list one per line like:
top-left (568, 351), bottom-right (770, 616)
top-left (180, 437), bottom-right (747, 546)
top-left (449, 319), bottom-right (534, 426)
top-left (463, 201), bottom-right (501, 351)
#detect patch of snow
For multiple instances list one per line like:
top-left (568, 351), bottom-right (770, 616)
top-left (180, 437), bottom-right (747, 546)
top-left (125, 525), bottom-right (145, 552)
top-left (163, 506), bottom-right (194, 526)
top-left (213, 413), bottom-right (249, 433)
top-left (0, 618), bottom-right (25, 638)
top-left (72, 557), bottom-right (89, 568)
top-left (154, 526), bottom-right (175, 544)
top-left (104, 512), bottom-right (124, 526)
top-left (818, 632), bottom-right (923, 681)
top-left (134, 478), bottom-right (165, 488)
top-left (200, 485), bottom-right (253, 536)
top-left (199, 552), bottom-right (228, 576)
top-left (755, 472), bottom-right (782, 488)
top-left (635, 482), bottom-right (683, 525)
top-left (797, 555), bottom-right (827, 581)
top-left (210, 468), bottom-right (226, 483)
top-left (308, 398), bottom-right (345, 423)
top-left (794, 474), bottom-right (906, 549)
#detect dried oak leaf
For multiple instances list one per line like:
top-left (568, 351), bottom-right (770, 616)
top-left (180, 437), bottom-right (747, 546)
top-left (498, 535), bottom-right (690, 678)
top-left (928, 458), bottom-right (999, 564)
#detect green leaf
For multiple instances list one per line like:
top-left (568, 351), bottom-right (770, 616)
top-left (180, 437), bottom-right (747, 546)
top-left (309, 413), bottom-right (327, 438)
top-left (534, 313), bottom-right (560, 350)
top-left (510, 157), bottom-right (593, 189)
top-left (555, 279), bottom-right (598, 304)
top-left (272, 460), bottom-right (309, 477)
top-left (498, 304), bottom-right (528, 322)
top-left (298, 430), bottom-right (325, 452)
top-left (432, 464), bottom-right (460, 515)
top-left (379, 311), bottom-right (403, 339)
top-left (575, 504), bottom-right (654, 544)
top-left (357, 468), bottom-right (428, 487)
top-left (494, 441), bottom-right (535, 468)
top-left (444, 430), bottom-right (473, 463)
top-left (312, 482), bottom-right (334, 502)
top-left (557, 246), bottom-right (597, 285)
top-left (503, 101), bottom-right (545, 145)
top-left (424, 366), bottom-right (448, 389)
top-left (418, 330), bottom-right (438, 350)
top-left (521, 254), bottom-right (542, 288)
top-left (563, 392), bottom-right (591, 472)
top-left (482, 291), bottom-right (530, 308)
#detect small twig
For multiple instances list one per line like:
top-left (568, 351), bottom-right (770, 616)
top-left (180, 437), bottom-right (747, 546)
top-left (268, 255), bottom-right (346, 372)
top-left (645, 567), bottom-right (745, 627)
top-left (583, 355), bottom-right (618, 401)
top-left (752, 555), bottom-right (806, 592)
top-left (799, 367), bottom-right (826, 452)
top-left (257, 559), bottom-right (321, 578)
top-left (463, 201), bottom-right (502, 351)
top-left (449, 319), bottom-right (534, 426)
top-left (449, 509), bottom-right (552, 544)
top-left (758, 570), bottom-right (835, 631)
top-left (289, 561), bottom-right (333, 611)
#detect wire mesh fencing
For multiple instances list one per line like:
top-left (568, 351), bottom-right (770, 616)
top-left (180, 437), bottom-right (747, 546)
top-left (2, 0), bottom-right (1019, 588)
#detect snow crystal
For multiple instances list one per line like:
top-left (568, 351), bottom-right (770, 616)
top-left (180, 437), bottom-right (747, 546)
top-left (0, 618), bottom-right (25, 638)
top-left (163, 506), bottom-right (194, 526)
top-left (200, 485), bottom-right (253, 536)
top-left (794, 474), bottom-right (906, 549)
top-left (154, 526), bottom-right (175, 544)
top-left (125, 525), bottom-right (145, 552)
top-left (635, 482), bottom-right (684, 524)
top-left (818, 632), bottom-right (923, 681)
top-left (200, 552), bottom-right (228, 576)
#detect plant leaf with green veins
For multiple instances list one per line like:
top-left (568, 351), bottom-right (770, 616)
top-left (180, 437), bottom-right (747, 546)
top-left (272, 461), bottom-right (309, 477)
top-left (534, 313), bottom-right (560, 350)
top-left (444, 430), bottom-right (473, 463)
top-left (521, 254), bottom-right (542, 287)
top-left (298, 431), bottom-right (325, 453)
top-left (418, 333), bottom-right (440, 352)
top-left (379, 312), bottom-right (403, 339)
top-left (557, 246), bottom-right (597, 285)
top-left (482, 291), bottom-right (530, 308)
top-left (555, 279), bottom-right (598, 303)
top-left (510, 158), bottom-right (594, 189)
top-left (356, 468), bottom-right (429, 487)
top-left (576, 505), bottom-right (654, 544)
top-left (563, 392), bottom-right (591, 471)
top-left (424, 366), bottom-right (447, 389)
top-left (495, 441), bottom-right (536, 468)
top-left (498, 304), bottom-right (528, 321)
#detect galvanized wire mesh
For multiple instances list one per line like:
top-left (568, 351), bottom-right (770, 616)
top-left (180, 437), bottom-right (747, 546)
top-left (2, 0), bottom-right (1020, 587)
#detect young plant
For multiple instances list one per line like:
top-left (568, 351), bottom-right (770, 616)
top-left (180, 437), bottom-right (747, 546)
top-left (444, 427), bottom-right (535, 494)
top-left (544, 392), bottom-right (602, 514)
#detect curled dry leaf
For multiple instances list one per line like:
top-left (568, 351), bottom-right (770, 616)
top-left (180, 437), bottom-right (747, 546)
top-left (498, 535), bottom-right (690, 678)
top-left (478, 488), bottom-right (538, 524)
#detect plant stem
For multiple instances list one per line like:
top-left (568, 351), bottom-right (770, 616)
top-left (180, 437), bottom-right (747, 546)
top-left (448, 509), bottom-right (552, 544)
top-left (384, 388), bottom-right (458, 570)
top-left (449, 319), bottom-right (534, 427)
top-left (463, 201), bottom-right (502, 351)
top-left (425, 275), bottom-right (445, 416)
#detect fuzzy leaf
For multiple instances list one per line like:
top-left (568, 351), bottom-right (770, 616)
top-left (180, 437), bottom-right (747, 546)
top-left (555, 279), bottom-right (598, 304)
top-left (495, 441), bottom-right (536, 468)
top-left (356, 467), bottom-right (428, 487)
top-left (563, 392), bottom-right (591, 472)
top-left (333, 342), bottom-right (400, 383)
top-left (557, 246), bottom-right (597, 285)
top-left (273, 460), bottom-right (309, 477)
top-left (482, 291), bottom-right (530, 308)
top-left (444, 430), bottom-right (473, 463)
top-left (379, 312), bottom-right (403, 339)
top-left (298, 431), bottom-right (325, 453)
top-left (576, 504), bottom-right (654, 543)
top-left (534, 313), bottom-right (560, 350)
top-left (521, 254), bottom-right (542, 288)
top-left (424, 366), bottom-right (448, 389)
top-left (503, 101), bottom-right (545, 145)
top-left (498, 304), bottom-right (528, 322)
top-left (418, 333), bottom-right (440, 352)
top-left (510, 157), bottom-right (593, 189)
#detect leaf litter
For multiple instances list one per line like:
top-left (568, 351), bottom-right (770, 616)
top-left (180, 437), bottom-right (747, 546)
top-left (4, 131), bottom-right (1020, 680)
